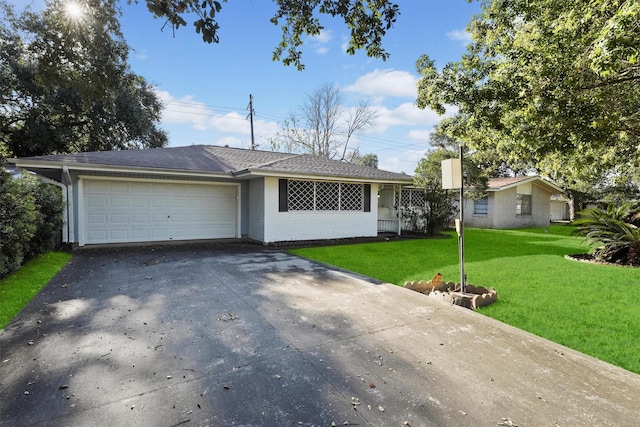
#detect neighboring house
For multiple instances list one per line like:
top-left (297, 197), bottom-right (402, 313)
top-left (9, 145), bottom-right (412, 246)
top-left (550, 194), bottom-right (571, 221)
top-left (465, 176), bottom-right (564, 229)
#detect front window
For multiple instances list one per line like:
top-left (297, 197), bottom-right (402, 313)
top-left (286, 179), bottom-right (364, 212)
top-left (516, 194), bottom-right (532, 215)
top-left (474, 197), bottom-right (488, 215)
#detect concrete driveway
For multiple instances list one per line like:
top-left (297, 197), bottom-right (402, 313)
top-left (1, 245), bottom-right (639, 426)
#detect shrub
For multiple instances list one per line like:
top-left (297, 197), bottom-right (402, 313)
top-left (25, 179), bottom-right (64, 259)
top-left (574, 202), bottom-right (640, 266)
top-left (0, 170), bottom-right (37, 276)
top-left (0, 169), bottom-right (63, 278)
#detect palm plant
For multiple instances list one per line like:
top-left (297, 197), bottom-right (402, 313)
top-left (574, 202), bottom-right (640, 266)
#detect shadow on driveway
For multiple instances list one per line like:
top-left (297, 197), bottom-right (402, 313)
top-left (1, 245), bottom-right (639, 426)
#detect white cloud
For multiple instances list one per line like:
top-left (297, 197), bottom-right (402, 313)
top-left (407, 129), bottom-right (431, 142)
top-left (156, 90), bottom-right (278, 136)
top-left (310, 29), bottom-right (332, 54)
top-left (344, 69), bottom-right (418, 99)
top-left (370, 102), bottom-right (441, 133)
top-left (340, 37), bottom-right (350, 53)
top-left (215, 136), bottom-right (245, 148)
top-left (312, 29), bottom-right (333, 44)
top-left (379, 149), bottom-right (427, 175)
top-left (446, 29), bottom-right (472, 44)
top-left (133, 48), bottom-right (149, 61)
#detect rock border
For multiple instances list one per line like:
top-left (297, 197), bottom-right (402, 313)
top-left (404, 280), bottom-right (498, 310)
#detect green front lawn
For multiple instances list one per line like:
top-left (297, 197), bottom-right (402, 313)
top-left (0, 252), bottom-right (72, 329)
top-left (290, 226), bottom-right (640, 374)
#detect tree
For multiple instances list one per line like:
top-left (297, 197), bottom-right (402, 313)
top-left (415, 0), bottom-right (640, 210)
top-left (271, 82), bottom-right (377, 161)
top-left (1, 0), bottom-right (167, 158)
top-left (354, 153), bottom-right (378, 168)
top-left (141, 0), bottom-right (400, 70)
top-left (409, 132), bottom-right (488, 236)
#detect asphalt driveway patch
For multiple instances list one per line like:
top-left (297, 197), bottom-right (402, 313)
top-left (1, 245), bottom-right (639, 426)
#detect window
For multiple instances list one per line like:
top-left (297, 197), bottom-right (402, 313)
top-left (280, 179), bottom-right (370, 212)
top-left (516, 194), bottom-right (532, 215)
top-left (397, 189), bottom-right (426, 208)
top-left (474, 197), bottom-right (488, 215)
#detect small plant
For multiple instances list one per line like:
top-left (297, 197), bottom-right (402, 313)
top-left (574, 202), bottom-right (640, 266)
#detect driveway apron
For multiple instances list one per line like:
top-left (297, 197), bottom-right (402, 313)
top-left (1, 245), bottom-right (639, 426)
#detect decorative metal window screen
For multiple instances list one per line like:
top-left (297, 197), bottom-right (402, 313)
top-left (288, 180), bottom-right (314, 210)
top-left (516, 194), bottom-right (532, 215)
top-left (316, 182), bottom-right (339, 210)
top-left (340, 183), bottom-right (363, 211)
top-left (474, 197), bottom-right (488, 215)
top-left (397, 189), bottom-right (426, 208)
top-left (287, 180), bottom-right (363, 211)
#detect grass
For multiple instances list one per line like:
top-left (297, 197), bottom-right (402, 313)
top-left (290, 225), bottom-right (640, 374)
top-left (0, 252), bottom-right (72, 329)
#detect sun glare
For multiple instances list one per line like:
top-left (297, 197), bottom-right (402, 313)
top-left (64, 2), bottom-right (83, 19)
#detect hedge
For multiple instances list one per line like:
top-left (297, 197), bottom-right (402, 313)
top-left (0, 168), bottom-right (64, 278)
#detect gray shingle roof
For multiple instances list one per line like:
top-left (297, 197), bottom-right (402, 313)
top-left (13, 145), bottom-right (413, 183)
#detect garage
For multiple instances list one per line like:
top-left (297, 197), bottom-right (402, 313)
top-left (80, 178), bottom-right (239, 245)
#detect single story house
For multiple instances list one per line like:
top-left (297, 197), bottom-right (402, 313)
top-left (465, 176), bottom-right (564, 229)
top-left (9, 145), bottom-right (412, 246)
top-left (550, 194), bottom-right (571, 221)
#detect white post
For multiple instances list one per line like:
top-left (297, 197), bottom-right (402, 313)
top-left (458, 144), bottom-right (466, 293)
top-left (442, 147), bottom-right (466, 293)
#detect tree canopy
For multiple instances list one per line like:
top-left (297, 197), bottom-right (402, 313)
top-left (415, 0), bottom-right (640, 202)
top-left (141, 0), bottom-right (400, 70)
top-left (1, 0), bottom-right (167, 158)
top-left (408, 131), bottom-right (488, 236)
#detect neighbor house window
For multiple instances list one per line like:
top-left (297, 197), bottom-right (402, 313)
top-left (474, 197), bottom-right (488, 215)
top-left (279, 179), bottom-right (370, 212)
top-left (516, 194), bottom-right (532, 215)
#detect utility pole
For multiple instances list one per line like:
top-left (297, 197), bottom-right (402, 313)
top-left (247, 94), bottom-right (256, 150)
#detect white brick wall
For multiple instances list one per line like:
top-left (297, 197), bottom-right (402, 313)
top-left (261, 177), bottom-right (378, 243)
top-left (466, 185), bottom-right (552, 229)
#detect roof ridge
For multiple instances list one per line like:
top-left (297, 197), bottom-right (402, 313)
top-left (245, 153), bottom-right (304, 170)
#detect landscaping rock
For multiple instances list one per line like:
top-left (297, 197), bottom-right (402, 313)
top-left (405, 275), bottom-right (497, 310)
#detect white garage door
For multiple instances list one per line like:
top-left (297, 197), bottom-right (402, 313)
top-left (82, 179), bottom-right (238, 244)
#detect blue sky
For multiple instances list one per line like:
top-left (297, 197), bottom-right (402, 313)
top-left (12, 0), bottom-right (481, 173)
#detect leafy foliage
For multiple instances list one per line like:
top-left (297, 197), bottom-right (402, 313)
top-left (141, 0), bottom-right (400, 70)
top-left (1, 0), bottom-right (167, 157)
top-left (0, 168), bottom-right (63, 278)
top-left (410, 135), bottom-right (488, 236)
top-left (415, 0), bottom-right (640, 206)
top-left (574, 202), bottom-right (640, 266)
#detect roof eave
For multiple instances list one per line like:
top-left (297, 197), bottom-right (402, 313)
top-left (488, 176), bottom-right (563, 193)
top-left (235, 168), bottom-right (413, 185)
top-left (9, 159), bottom-right (234, 179)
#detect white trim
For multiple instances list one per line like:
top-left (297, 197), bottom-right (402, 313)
top-left (488, 176), bottom-right (563, 194)
top-left (233, 169), bottom-right (412, 185)
top-left (78, 177), bottom-right (85, 247)
top-left (11, 161), bottom-right (232, 180)
top-left (63, 166), bottom-right (75, 243)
